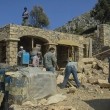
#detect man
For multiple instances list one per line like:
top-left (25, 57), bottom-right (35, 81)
top-left (44, 47), bottom-right (57, 73)
top-left (61, 61), bottom-right (81, 88)
top-left (22, 7), bottom-right (29, 26)
top-left (17, 46), bottom-right (25, 65)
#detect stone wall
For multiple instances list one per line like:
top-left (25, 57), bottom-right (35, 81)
top-left (0, 25), bottom-right (10, 41)
top-left (103, 24), bottom-right (110, 47)
top-left (9, 24), bottom-right (87, 45)
top-left (83, 24), bottom-right (110, 57)
top-left (93, 24), bottom-right (110, 54)
top-left (0, 24), bottom-right (89, 65)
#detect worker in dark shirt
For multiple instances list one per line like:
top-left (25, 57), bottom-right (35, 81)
top-left (22, 7), bottom-right (29, 26)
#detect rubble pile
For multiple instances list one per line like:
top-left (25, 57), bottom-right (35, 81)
top-left (0, 58), bottom-right (110, 110)
top-left (57, 58), bottom-right (109, 89)
top-left (77, 58), bottom-right (109, 86)
top-left (60, 58), bottom-right (110, 93)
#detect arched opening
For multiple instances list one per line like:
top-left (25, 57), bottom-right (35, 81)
top-left (57, 45), bottom-right (79, 68)
top-left (0, 40), bottom-right (6, 63)
top-left (18, 36), bottom-right (49, 56)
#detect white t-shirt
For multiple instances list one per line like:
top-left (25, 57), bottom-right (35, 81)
top-left (32, 55), bottom-right (39, 67)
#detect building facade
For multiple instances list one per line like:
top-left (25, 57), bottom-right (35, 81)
top-left (0, 24), bottom-right (89, 67)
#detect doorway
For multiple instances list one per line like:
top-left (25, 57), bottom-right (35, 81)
top-left (18, 36), bottom-right (49, 56)
top-left (57, 45), bottom-right (79, 68)
top-left (0, 41), bottom-right (6, 63)
top-left (57, 45), bottom-right (69, 68)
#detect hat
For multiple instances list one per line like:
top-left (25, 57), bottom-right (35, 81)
top-left (20, 46), bottom-right (23, 49)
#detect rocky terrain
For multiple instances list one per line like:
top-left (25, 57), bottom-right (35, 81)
top-left (8, 58), bottom-right (110, 110)
top-left (55, 12), bottom-right (100, 34)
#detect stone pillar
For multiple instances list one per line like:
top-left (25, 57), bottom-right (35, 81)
top-left (89, 38), bottom-right (92, 58)
top-left (78, 46), bottom-right (84, 61)
top-left (6, 40), bottom-right (18, 65)
top-left (86, 44), bottom-right (89, 57)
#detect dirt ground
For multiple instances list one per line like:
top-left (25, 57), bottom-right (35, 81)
top-left (7, 58), bottom-right (110, 110)
top-left (55, 84), bottom-right (110, 110)
top-left (9, 77), bottom-right (110, 110)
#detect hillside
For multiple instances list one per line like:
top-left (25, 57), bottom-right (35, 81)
top-left (55, 12), bottom-right (100, 34)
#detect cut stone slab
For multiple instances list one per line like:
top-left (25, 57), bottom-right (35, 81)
top-left (88, 77), bottom-right (98, 84)
top-left (67, 87), bottom-right (77, 94)
top-left (46, 94), bottom-right (67, 105)
top-left (48, 106), bottom-right (76, 110)
top-left (8, 67), bottom-right (57, 105)
top-left (57, 75), bottom-right (64, 84)
top-left (80, 58), bottom-right (96, 64)
top-left (98, 79), bottom-right (110, 88)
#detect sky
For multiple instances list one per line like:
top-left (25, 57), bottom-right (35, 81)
top-left (0, 0), bottom-right (97, 30)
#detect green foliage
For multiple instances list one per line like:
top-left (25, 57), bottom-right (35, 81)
top-left (90, 0), bottom-right (110, 23)
top-left (74, 27), bottom-right (84, 34)
top-left (61, 27), bottom-right (67, 33)
top-left (29, 6), bottom-right (49, 28)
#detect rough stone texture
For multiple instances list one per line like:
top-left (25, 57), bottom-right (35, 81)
top-left (103, 24), bottom-right (110, 47)
top-left (98, 79), bottom-right (110, 88)
top-left (54, 13), bottom-right (110, 59)
top-left (8, 24), bottom-right (86, 44)
top-left (0, 25), bottom-right (10, 41)
top-left (6, 41), bottom-right (18, 65)
top-left (0, 24), bottom-right (89, 65)
top-left (83, 24), bottom-right (110, 58)
top-left (55, 12), bottom-right (99, 34)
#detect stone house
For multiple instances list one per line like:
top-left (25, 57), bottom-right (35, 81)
top-left (83, 24), bottom-right (110, 60)
top-left (0, 24), bottom-right (90, 67)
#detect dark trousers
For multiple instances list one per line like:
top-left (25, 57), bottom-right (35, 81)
top-left (62, 65), bottom-right (80, 88)
top-left (46, 67), bottom-right (55, 73)
top-left (0, 69), bottom-right (9, 110)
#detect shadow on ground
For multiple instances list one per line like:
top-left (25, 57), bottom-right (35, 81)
top-left (84, 99), bottom-right (110, 110)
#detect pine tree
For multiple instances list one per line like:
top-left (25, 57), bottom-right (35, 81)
top-left (29, 6), bottom-right (49, 28)
top-left (90, 0), bottom-right (110, 23)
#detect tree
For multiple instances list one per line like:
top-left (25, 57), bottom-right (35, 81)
top-left (90, 0), bottom-right (110, 23)
top-left (29, 6), bottom-right (49, 28)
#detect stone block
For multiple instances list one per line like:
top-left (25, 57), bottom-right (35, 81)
top-left (98, 79), bottom-right (110, 88)
top-left (88, 77), bottom-right (98, 84)
top-left (81, 58), bottom-right (96, 64)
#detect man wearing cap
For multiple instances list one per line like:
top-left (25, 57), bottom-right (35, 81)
top-left (17, 46), bottom-right (25, 65)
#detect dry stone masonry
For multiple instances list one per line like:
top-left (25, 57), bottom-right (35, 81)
top-left (0, 24), bottom-right (89, 65)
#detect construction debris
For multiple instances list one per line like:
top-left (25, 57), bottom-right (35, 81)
top-left (98, 79), bottom-right (110, 88)
top-left (46, 94), bottom-right (67, 105)
top-left (1, 58), bottom-right (110, 110)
